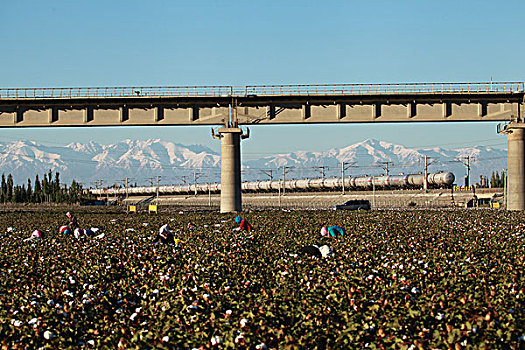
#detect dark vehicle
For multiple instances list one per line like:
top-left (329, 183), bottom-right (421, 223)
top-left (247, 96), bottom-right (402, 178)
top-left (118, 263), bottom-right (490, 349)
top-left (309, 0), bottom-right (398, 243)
top-left (332, 199), bottom-right (371, 211)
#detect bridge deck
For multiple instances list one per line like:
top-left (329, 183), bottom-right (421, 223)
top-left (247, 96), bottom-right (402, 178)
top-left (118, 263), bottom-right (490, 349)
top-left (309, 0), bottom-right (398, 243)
top-left (1, 82), bottom-right (524, 99)
top-left (0, 82), bottom-right (523, 126)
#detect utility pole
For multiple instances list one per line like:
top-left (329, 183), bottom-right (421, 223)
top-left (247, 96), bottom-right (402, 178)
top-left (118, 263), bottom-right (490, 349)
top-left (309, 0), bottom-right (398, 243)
top-left (341, 161), bottom-right (356, 195)
top-left (278, 166), bottom-right (292, 206)
top-left (372, 176), bottom-right (376, 209)
top-left (315, 166), bottom-right (326, 181)
top-left (281, 166), bottom-right (293, 195)
top-left (121, 177), bottom-right (129, 200)
top-left (260, 169), bottom-right (273, 181)
top-left (377, 161), bottom-right (392, 175)
top-left (208, 183), bottom-right (212, 207)
top-left (453, 156), bottom-right (472, 187)
top-left (422, 155), bottom-right (437, 191)
top-left (504, 168), bottom-right (507, 208)
top-left (193, 170), bottom-right (201, 196)
top-left (156, 175), bottom-right (161, 204)
top-left (424, 156), bottom-right (428, 191)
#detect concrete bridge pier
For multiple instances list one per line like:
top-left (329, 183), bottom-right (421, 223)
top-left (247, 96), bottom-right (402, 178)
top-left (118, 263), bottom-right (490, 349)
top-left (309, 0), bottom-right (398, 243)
top-left (213, 127), bottom-right (249, 213)
top-left (499, 122), bottom-right (525, 210)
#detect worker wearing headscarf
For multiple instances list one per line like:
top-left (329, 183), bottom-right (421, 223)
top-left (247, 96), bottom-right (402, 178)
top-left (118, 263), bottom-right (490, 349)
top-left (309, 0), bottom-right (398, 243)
top-left (233, 216), bottom-right (252, 232)
top-left (321, 226), bottom-right (346, 237)
top-left (66, 212), bottom-right (79, 229)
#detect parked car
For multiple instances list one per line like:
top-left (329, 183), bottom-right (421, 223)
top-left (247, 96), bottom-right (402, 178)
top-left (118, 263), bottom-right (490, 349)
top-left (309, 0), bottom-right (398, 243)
top-left (332, 199), bottom-right (371, 211)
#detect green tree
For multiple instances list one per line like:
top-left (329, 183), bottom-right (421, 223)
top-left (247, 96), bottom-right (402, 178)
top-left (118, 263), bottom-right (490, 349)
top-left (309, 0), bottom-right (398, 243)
top-left (6, 174), bottom-right (13, 202)
top-left (42, 173), bottom-right (49, 203)
top-left (0, 174), bottom-right (5, 203)
top-left (13, 185), bottom-right (22, 203)
top-left (26, 179), bottom-right (32, 203)
top-left (33, 175), bottom-right (42, 203)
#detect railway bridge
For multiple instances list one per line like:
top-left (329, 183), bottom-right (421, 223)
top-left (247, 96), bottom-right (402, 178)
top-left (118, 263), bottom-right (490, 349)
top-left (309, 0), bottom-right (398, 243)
top-left (1, 82), bottom-right (524, 212)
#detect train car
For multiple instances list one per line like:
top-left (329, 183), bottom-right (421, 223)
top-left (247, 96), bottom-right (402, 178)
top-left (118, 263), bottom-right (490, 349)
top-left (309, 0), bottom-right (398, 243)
top-left (324, 178), bottom-right (341, 189)
top-left (354, 176), bottom-right (372, 188)
top-left (308, 178), bottom-right (325, 189)
top-left (386, 174), bottom-right (409, 187)
top-left (407, 174), bottom-right (425, 187)
top-left (295, 179), bottom-right (312, 190)
top-left (373, 175), bottom-right (390, 187)
top-left (428, 172), bottom-right (455, 187)
top-left (258, 180), bottom-right (273, 191)
top-left (90, 171), bottom-right (455, 197)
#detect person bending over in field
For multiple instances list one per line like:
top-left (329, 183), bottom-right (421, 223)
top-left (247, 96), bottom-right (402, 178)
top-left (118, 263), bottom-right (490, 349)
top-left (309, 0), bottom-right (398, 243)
top-left (321, 226), bottom-right (346, 237)
top-left (233, 216), bottom-right (252, 232)
top-left (298, 244), bottom-right (333, 259)
top-left (154, 224), bottom-right (175, 244)
top-left (24, 230), bottom-right (42, 242)
top-left (66, 212), bottom-right (79, 229)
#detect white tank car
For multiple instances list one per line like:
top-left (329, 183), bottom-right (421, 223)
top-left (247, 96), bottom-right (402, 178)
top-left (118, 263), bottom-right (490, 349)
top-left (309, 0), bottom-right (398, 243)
top-left (354, 176), bottom-right (372, 188)
top-left (295, 179), bottom-right (311, 190)
top-left (324, 178), bottom-right (341, 188)
top-left (90, 172), bottom-right (455, 196)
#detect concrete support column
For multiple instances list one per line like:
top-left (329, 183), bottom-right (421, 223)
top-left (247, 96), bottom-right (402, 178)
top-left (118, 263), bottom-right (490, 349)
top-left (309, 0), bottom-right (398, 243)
top-left (213, 127), bottom-right (249, 213)
top-left (507, 128), bottom-right (525, 210)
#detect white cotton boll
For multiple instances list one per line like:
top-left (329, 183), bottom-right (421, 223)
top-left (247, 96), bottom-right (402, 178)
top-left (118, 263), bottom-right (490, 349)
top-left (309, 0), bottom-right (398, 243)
top-left (87, 340), bottom-right (95, 346)
top-left (162, 336), bottom-right (169, 342)
top-left (130, 313), bottom-right (138, 321)
top-left (240, 318), bottom-right (249, 327)
top-left (47, 300), bottom-right (55, 306)
top-left (11, 320), bottom-right (22, 327)
top-left (211, 336), bottom-right (221, 345)
top-left (226, 310), bottom-right (232, 315)
top-left (44, 330), bottom-right (55, 339)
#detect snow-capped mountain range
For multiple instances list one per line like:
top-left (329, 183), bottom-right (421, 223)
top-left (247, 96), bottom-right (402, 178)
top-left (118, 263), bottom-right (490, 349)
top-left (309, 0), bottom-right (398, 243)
top-left (0, 139), bottom-right (506, 187)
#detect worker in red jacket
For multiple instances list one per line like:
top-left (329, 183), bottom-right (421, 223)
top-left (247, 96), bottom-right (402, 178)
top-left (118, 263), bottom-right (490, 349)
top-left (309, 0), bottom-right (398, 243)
top-left (233, 216), bottom-right (252, 232)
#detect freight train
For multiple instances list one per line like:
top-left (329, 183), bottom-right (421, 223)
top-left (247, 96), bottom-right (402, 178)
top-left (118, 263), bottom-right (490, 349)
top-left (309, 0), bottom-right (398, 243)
top-left (90, 172), bottom-right (455, 196)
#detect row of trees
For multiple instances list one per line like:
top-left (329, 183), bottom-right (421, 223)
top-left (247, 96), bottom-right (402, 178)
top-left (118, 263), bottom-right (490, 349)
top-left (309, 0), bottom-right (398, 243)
top-left (0, 170), bottom-right (93, 204)
top-left (477, 170), bottom-right (506, 188)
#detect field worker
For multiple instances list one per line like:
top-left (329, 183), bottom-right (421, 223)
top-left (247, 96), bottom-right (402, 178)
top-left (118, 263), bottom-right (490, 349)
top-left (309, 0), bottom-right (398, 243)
top-left (84, 228), bottom-right (95, 237)
top-left (66, 212), bottom-right (79, 229)
top-left (321, 226), bottom-right (346, 237)
top-left (298, 244), bottom-right (333, 259)
top-left (233, 216), bottom-right (252, 232)
top-left (154, 224), bottom-right (175, 244)
top-left (24, 230), bottom-right (42, 242)
top-left (74, 228), bottom-right (84, 239)
top-left (60, 225), bottom-right (71, 235)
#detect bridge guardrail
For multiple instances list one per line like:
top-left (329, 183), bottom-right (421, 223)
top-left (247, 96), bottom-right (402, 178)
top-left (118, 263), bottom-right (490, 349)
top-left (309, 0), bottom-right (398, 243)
top-left (1, 82), bottom-right (524, 99)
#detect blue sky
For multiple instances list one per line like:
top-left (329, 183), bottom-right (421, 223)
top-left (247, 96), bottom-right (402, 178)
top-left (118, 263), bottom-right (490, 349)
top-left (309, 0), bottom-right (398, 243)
top-left (1, 0), bottom-right (524, 159)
